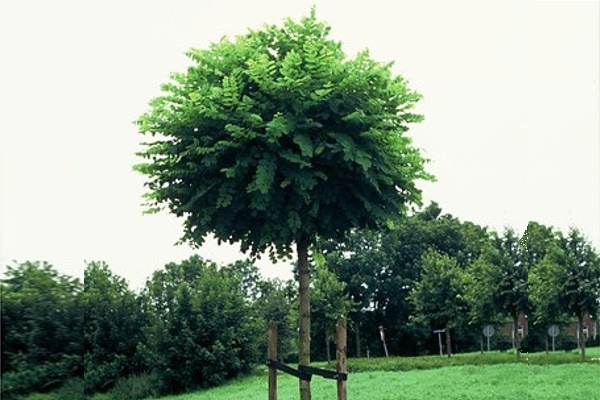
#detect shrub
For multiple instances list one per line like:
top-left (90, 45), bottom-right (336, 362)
top-left (84, 355), bottom-right (127, 395)
top-left (52, 378), bottom-right (84, 400)
top-left (108, 373), bottom-right (158, 400)
top-left (1, 356), bottom-right (81, 400)
top-left (144, 257), bottom-right (262, 395)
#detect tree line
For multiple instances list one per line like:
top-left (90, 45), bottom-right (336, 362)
top-left (1, 203), bottom-right (599, 399)
top-left (316, 202), bottom-right (599, 361)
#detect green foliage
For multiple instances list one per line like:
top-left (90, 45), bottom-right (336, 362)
top-left (83, 355), bottom-right (127, 395)
top-left (552, 228), bottom-right (599, 320)
top-left (1, 355), bottom-right (82, 400)
top-left (461, 244), bottom-right (504, 329)
top-left (253, 278), bottom-right (297, 361)
top-left (51, 378), bottom-right (84, 400)
top-left (317, 203), bottom-right (492, 356)
top-left (409, 250), bottom-right (465, 331)
top-left (310, 254), bottom-right (353, 360)
top-left (1, 262), bottom-right (82, 399)
top-left (143, 256), bottom-right (262, 395)
top-left (135, 10), bottom-right (431, 258)
top-left (84, 261), bottom-right (146, 394)
top-left (107, 373), bottom-right (158, 400)
top-left (492, 228), bottom-right (528, 321)
top-left (529, 254), bottom-right (568, 327)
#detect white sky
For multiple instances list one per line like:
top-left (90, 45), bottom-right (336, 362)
top-left (1, 0), bottom-right (598, 290)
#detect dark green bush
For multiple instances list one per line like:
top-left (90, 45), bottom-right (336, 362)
top-left (1, 356), bottom-right (82, 400)
top-left (107, 373), bottom-right (158, 400)
top-left (144, 256), bottom-right (263, 395)
top-left (52, 378), bottom-right (84, 400)
top-left (83, 355), bottom-right (127, 395)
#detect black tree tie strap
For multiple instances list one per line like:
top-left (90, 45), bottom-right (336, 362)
top-left (266, 359), bottom-right (312, 381)
top-left (299, 365), bottom-right (348, 381)
top-left (266, 359), bottom-right (348, 382)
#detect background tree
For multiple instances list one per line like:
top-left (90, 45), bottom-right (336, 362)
top-left (1, 261), bottom-right (83, 399)
top-left (529, 253), bottom-right (569, 352)
top-left (318, 203), bottom-right (489, 356)
top-left (523, 222), bottom-right (566, 352)
top-left (142, 256), bottom-right (262, 395)
top-left (461, 246), bottom-right (503, 353)
top-left (310, 253), bottom-right (352, 362)
top-left (551, 228), bottom-right (600, 360)
top-left (409, 250), bottom-right (466, 357)
top-left (316, 228), bottom-right (389, 357)
top-left (254, 277), bottom-right (298, 362)
top-left (84, 261), bottom-right (146, 395)
top-left (492, 229), bottom-right (528, 360)
top-left (135, 10), bottom-right (431, 399)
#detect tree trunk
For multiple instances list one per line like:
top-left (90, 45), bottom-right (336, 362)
top-left (480, 334), bottom-right (484, 354)
top-left (268, 321), bottom-right (277, 400)
top-left (297, 238), bottom-right (311, 400)
top-left (545, 334), bottom-right (549, 354)
top-left (336, 319), bottom-right (347, 400)
top-left (445, 325), bottom-right (452, 357)
top-left (325, 327), bottom-right (331, 363)
top-left (579, 314), bottom-right (586, 361)
top-left (354, 320), bottom-right (361, 358)
top-left (513, 315), bottom-right (520, 361)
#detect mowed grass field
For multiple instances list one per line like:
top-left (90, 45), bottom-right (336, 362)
top-left (155, 355), bottom-right (600, 400)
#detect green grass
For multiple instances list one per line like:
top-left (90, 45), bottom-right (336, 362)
top-left (153, 363), bottom-right (600, 400)
top-left (341, 347), bottom-right (600, 372)
top-left (20, 348), bottom-right (600, 400)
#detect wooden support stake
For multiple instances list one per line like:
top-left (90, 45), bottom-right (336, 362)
top-left (336, 318), bottom-right (347, 400)
top-left (268, 321), bottom-right (277, 400)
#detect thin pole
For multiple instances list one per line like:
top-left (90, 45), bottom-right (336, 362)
top-left (268, 321), bottom-right (277, 400)
top-left (336, 319), bottom-right (347, 400)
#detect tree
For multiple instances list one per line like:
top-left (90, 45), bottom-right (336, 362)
top-left (84, 261), bottom-right (146, 394)
top-left (317, 203), bottom-right (489, 356)
top-left (316, 228), bottom-right (390, 357)
top-left (142, 256), bottom-right (261, 394)
top-left (529, 254), bottom-right (569, 352)
top-left (311, 254), bottom-right (352, 362)
top-left (1, 261), bottom-right (83, 399)
top-left (523, 222), bottom-right (566, 352)
top-left (409, 250), bottom-right (465, 357)
top-left (254, 278), bottom-right (297, 362)
top-left (493, 229), bottom-right (528, 360)
top-left (461, 246), bottom-right (504, 353)
top-left (135, 10), bottom-right (431, 399)
top-left (551, 228), bottom-right (600, 360)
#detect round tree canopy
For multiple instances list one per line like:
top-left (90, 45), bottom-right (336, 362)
top-left (136, 10), bottom-right (432, 259)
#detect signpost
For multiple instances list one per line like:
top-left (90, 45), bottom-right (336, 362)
top-left (379, 326), bottom-right (389, 358)
top-left (547, 325), bottom-right (560, 352)
top-left (482, 325), bottom-right (495, 352)
top-left (433, 329), bottom-right (445, 356)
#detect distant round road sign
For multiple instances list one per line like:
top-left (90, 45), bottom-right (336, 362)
top-left (547, 325), bottom-right (560, 338)
top-left (482, 325), bottom-right (495, 338)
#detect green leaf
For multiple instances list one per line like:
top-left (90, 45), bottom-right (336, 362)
top-left (292, 133), bottom-right (314, 157)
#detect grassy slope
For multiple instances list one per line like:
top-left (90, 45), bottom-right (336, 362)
top-left (157, 361), bottom-right (600, 400)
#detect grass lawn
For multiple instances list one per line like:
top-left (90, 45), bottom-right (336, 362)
top-left (23, 348), bottom-right (600, 400)
top-left (155, 363), bottom-right (600, 400)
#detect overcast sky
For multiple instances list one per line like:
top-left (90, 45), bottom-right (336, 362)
top-left (1, 0), bottom-right (598, 290)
